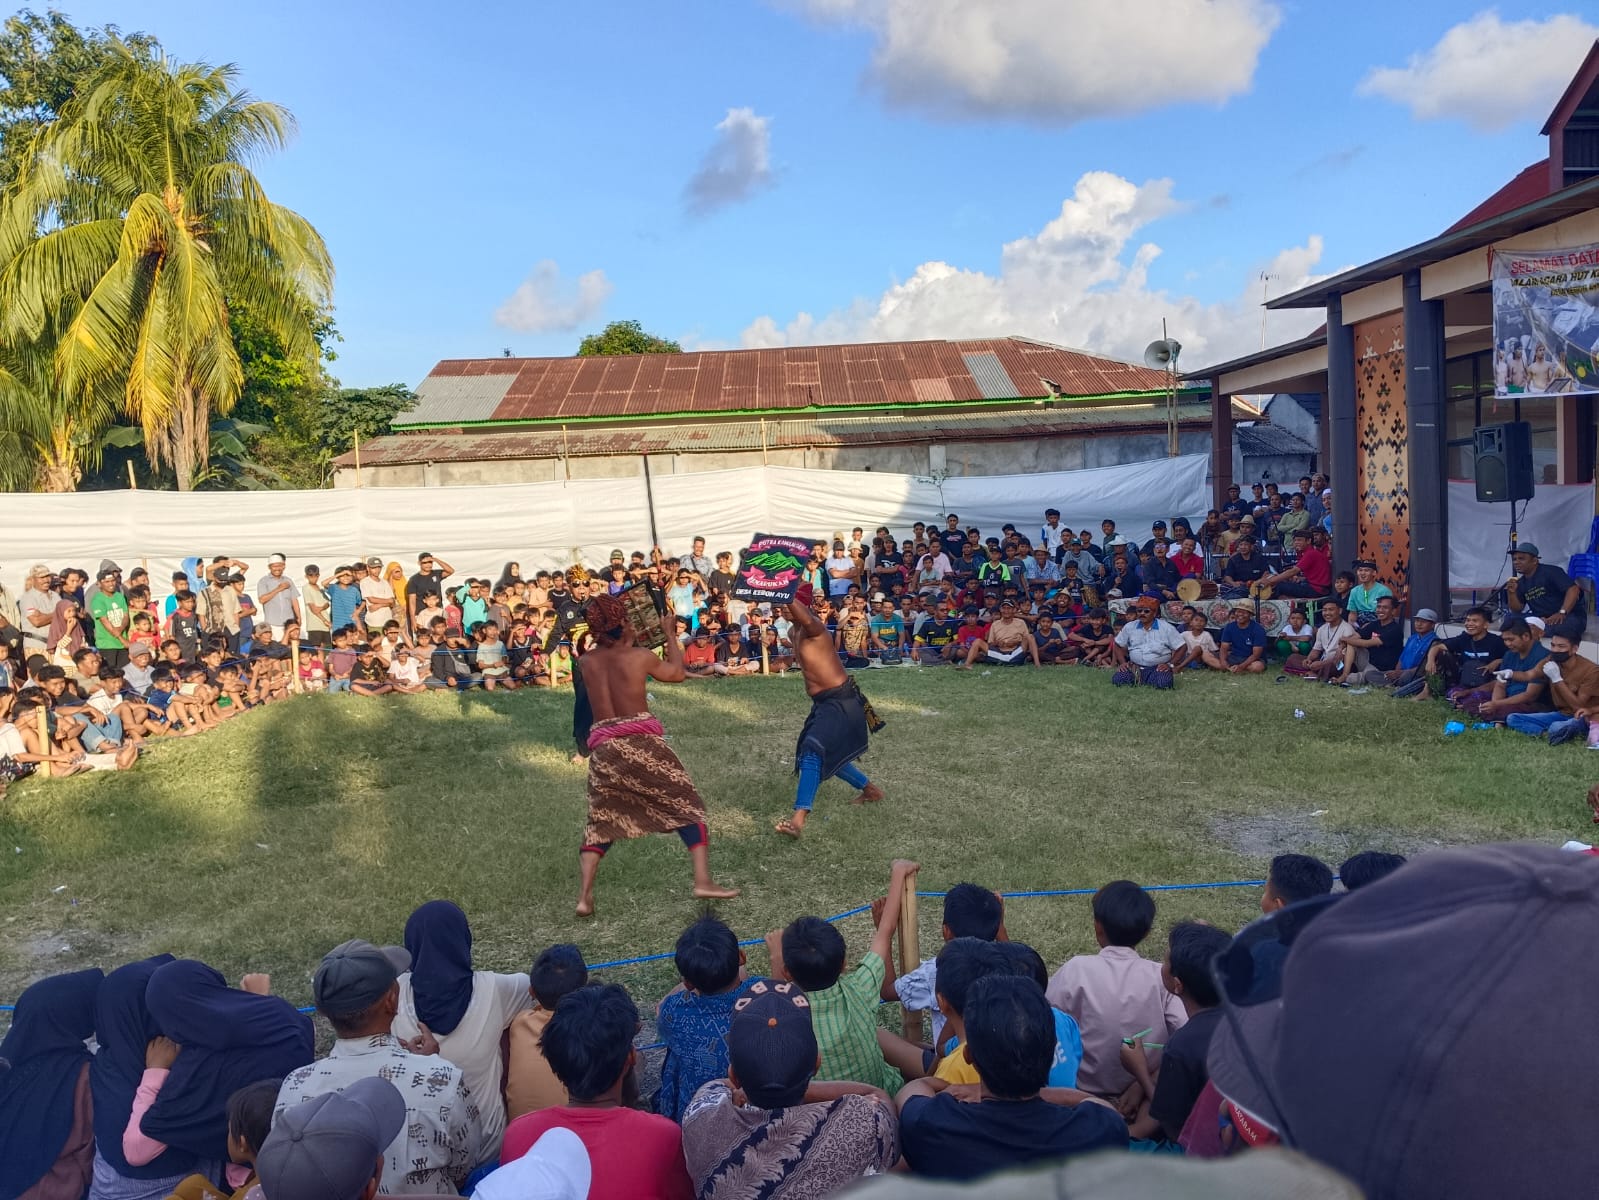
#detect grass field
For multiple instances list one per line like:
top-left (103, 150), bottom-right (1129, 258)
top-left (2, 666), bottom-right (1594, 1013)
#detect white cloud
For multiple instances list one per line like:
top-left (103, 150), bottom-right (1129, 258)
top-left (493, 260), bottom-right (613, 333)
top-left (685, 107), bottom-right (776, 216)
top-left (739, 171), bottom-right (1327, 369)
top-left (788, 0), bottom-right (1281, 123)
top-left (1357, 12), bottom-right (1599, 131)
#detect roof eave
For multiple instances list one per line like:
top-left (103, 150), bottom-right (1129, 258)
top-left (1264, 172), bottom-right (1599, 311)
top-left (1183, 331), bottom-right (1329, 382)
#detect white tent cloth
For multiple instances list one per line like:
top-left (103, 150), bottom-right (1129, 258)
top-left (0, 457), bottom-right (1212, 601)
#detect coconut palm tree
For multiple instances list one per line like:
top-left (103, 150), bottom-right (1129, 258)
top-left (0, 43), bottom-right (332, 489)
top-left (0, 324), bottom-right (117, 491)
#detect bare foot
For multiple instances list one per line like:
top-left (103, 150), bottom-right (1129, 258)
top-left (576, 896), bottom-right (595, 918)
top-left (570, 751), bottom-right (587, 765)
top-left (851, 783), bottom-right (885, 806)
top-left (693, 883), bottom-right (742, 900)
top-left (775, 817), bottom-right (804, 839)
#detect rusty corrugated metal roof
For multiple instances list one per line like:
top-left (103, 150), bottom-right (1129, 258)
top-left (400, 337), bottom-right (1184, 429)
top-left (340, 399), bottom-right (1257, 469)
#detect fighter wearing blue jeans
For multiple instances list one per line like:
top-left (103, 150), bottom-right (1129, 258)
top-left (776, 583), bottom-right (885, 838)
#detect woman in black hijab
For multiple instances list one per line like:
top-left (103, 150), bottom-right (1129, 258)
top-left (0, 967), bottom-right (103, 1200)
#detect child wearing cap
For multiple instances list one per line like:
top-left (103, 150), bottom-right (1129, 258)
top-left (680, 980), bottom-right (900, 1196)
top-left (654, 916), bottom-right (754, 1123)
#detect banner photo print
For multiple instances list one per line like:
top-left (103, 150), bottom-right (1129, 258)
top-left (733, 534), bottom-right (811, 603)
top-left (1490, 242), bottom-right (1599, 398)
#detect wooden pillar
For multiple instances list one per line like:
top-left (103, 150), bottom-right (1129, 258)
top-left (897, 874), bottom-right (921, 1042)
top-left (1404, 269), bottom-right (1448, 617)
top-left (1327, 296), bottom-right (1358, 565)
top-left (1209, 376), bottom-right (1233, 510)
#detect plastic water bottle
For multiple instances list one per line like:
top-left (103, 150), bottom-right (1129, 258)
top-left (1588, 723), bottom-right (1599, 750)
top-left (1444, 721), bottom-right (1466, 736)
top-left (1293, 709), bottom-right (1306, 720)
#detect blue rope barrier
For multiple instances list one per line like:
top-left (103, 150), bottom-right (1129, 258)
top-left (0, 883), bottom-right (1268, 1012)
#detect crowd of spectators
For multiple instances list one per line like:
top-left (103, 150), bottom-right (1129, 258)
top-left (5, 842), bottom-right (1593, 1200)
top-left (0, 468), bottom-right (1591, 786)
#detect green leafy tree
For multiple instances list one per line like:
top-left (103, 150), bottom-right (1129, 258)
top-left (0, 317), bottom-right (116, 490)
top-left (576, 319), bottom-right (682, 357)
top-left (0, 43), bottom-right (333, 490)
top-left (230, 302), bottom-right (340, 488)
top-left (318, 384), bottom-right (416, 458)
top-left (0, 8), bottom-right (155, 190)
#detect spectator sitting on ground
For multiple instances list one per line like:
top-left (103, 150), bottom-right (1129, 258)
top-left (1471, 617), bottom-right (1549, 723)
top-left (869, 596), bottom-right (907, 665)
top-left (1338, 850), bottom-right (1407, 891)
top-left (913, 600), bottom-right (962, 665)
top-left (1262, 853), bottom-right (1334, 913)
top-left (501, 983), bottom-right (693, 1200)
top-left (1217, 601), bottom-right (1268, 674)
top-left (1110, 598), bottom-right (1188, 688)
top-left (957, 599), bottom-right (1040, 669)
top-left (1033, 611), bottom-right (1070, 662)
top-left (895, 975), bottom-right (1128, 1180)
top-left (767, 860), bottom-right (920, 1095)
top-left (1387, 609), bottom-right (1443, 698)
top-left (1273, 608), bottom-right (1315, 663)
top-left (276, 939), bottom-right (483, 1194)
top-left (886, 882), bottom-right (1006, 1062)
top-left (1118, 921), bottom-right (1233, 1144)
top-left (1181, 610), bottom-right (1223, 671)
top-left (390, 900), bottom-right (532, 1163)
top-left (1286, 599), bottom-right (1357, 683)
top-left (1438, 606), bottom-right (1505, 707)
top-left (1066, 607), bottom-right (1114, 666)
top-left (655, 915), bottom-right (755, 1123)
top-left (1343, 595), bottom-right (1403, 685)
top-left (1504, 622), bottom-right (1599, 745)
top-left (1046, 880), bottom-right (1187, 1102)
top-left (680, 980), bottom-right (901, 1199)
top-left (682, 629), bottom-right (718, 678)
top-left (507, 944), bottom-right (589, 1121)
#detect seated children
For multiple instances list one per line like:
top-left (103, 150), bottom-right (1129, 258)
top-left (476, 622), bottom-right (516, 690)
top-left (1180, 612), bottom-right (1222, 670)
top-left (1045, 881), bottom-right (1187, 1100)
top-left (386, 645), bottom-right (426, 693)
top-left (767, 859), bottom-right (920, 1093)
top-left (506, 944), bottom-right (589, 1121)
top-left (351, 643), bottom-right (393, 696)
top-left (654, 916), bottom-right (754, 1122)
top-left (1117, 921), bottom-right (1233, 1143)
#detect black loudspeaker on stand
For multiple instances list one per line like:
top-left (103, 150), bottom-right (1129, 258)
top-left (1473, 421), bottom-right (1535, 504)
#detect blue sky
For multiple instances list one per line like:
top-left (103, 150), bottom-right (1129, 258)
top-left (57, 1), bottom-right (1599, 384)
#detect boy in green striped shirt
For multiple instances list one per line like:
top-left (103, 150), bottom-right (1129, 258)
top-left (766, 859), bottom-right (920, 1094)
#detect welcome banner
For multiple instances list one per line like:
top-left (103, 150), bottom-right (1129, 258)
top-left (1490, 241), bottom-right (1599, 398)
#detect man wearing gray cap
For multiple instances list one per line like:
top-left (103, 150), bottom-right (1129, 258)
top-left (259, 1076), bottom-right (407, 1200)
top-left (275, 940), bottom-right (485, 1194)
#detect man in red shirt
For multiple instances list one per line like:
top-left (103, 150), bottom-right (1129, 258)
top-left (1260, 529), bottom-right (1331, 598)
top-left (1170, 537), bottom-right (1206, 579)
top-left (501, 984), bottom-right (692, 1200)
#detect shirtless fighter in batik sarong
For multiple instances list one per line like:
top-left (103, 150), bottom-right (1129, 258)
top-left (575, 592), bottom-right (740, 916)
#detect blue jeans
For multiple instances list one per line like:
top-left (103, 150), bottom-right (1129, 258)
top-left (326, 678), bottom-right (351, 694)
top-left (80, 712), bottom-right (123, 750)
top-left (1506, 711), bottom-right (1584, 739)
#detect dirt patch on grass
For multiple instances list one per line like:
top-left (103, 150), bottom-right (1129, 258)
top-left (1208, 810), bottom-right (1462, 865)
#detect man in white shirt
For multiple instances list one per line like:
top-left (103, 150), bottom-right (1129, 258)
top-left (683, 536), bottom-right (714, 581)
top-left (276, 940), bottom-right (485, 1195)
top-left (358, 556), bottom-right (397, 636)
top-left (19, 564), bottom-right (58, 652)
top-left (257, 553), bottom-right (302, 642)
top-left (1110, 598), bottom-right (1188, 688)
top-left (824, 541), bottom-right (856, 598)
top-left (1287, 598), bottom-right (1358, 683)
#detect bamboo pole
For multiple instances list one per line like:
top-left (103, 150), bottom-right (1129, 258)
top-left (35, 706), bottom-right (51, 779)
top-left (126, 461), bottom-right (137, 489)
top-left (353, 432), bottom-right (362, 486)
top-left (290, 636), bottom-right (302, 694)
top-left (898, 873), bottom-right (921, 1042)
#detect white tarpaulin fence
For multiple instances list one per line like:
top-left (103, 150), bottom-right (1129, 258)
top-left (4, 459), bottom-right (1588, 599)
top-left (0, 457), bottom-right (1209, 598)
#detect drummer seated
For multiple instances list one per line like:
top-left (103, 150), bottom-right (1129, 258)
top-left (1217, 602), bottom-right (1268, 674)
top-left (1221, 536), bottom-right (1268, 595)
top-left (1257, 530), bottom-right (1331, 600)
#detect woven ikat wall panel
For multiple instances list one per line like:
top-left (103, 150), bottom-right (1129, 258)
top-left (1353, 314), bottom-right (1410, 591)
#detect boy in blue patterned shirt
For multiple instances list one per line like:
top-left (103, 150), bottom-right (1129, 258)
top-left (655, 915), bottom-right (753, 1122)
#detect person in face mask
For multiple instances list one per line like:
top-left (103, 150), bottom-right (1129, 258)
top-left (1505, 623), bottom-right (1599, 745)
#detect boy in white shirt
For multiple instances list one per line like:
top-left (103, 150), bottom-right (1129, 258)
top-left (1180, 611), bottom-right (1223, 670)
top-left (386, 645), bottom-right (426, 693)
